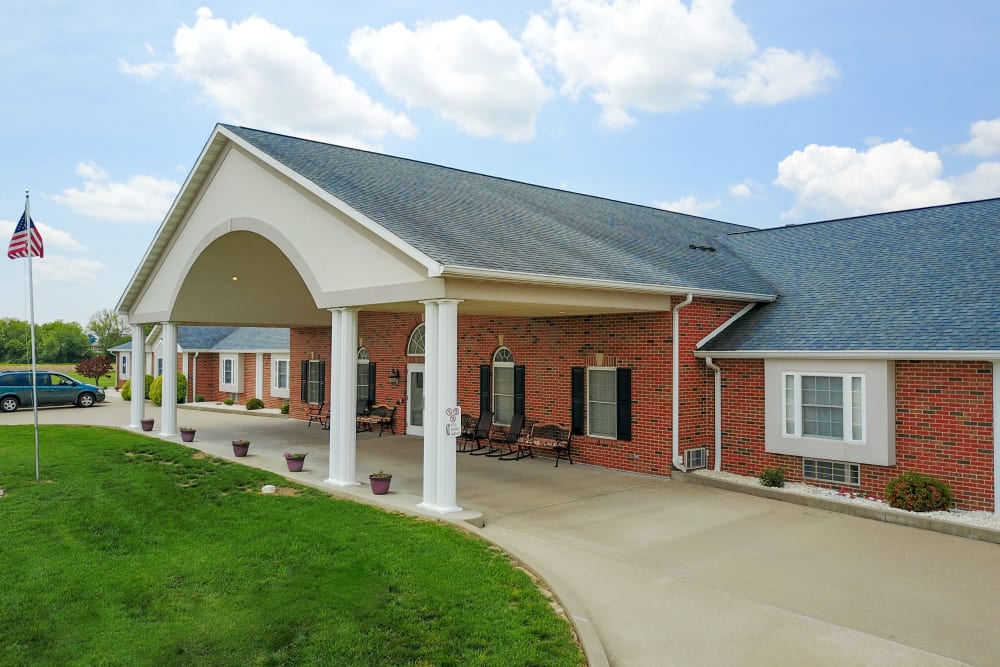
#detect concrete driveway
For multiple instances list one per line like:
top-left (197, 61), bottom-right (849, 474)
top-left (6, 394), bottom-right (999, 666)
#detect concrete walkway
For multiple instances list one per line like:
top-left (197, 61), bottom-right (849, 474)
top-left (8, 395), bottom-right (1000, 666)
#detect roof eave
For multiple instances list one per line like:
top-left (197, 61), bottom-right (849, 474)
top-left (695, 349), bottom-right (1000, 360)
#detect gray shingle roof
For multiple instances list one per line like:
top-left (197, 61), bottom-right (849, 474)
top-left (223, 125), bottom-right (775, 297)
top-left (178, 326), bottom-right (237, 350)
top-left (703, 199), bottom-right (1000, 352)
top-left (212, 327), bottom-right (289, 351)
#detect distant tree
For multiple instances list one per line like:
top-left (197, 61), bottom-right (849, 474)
top-left (76, 356), bottom-right (112, 386)
top-left (87, 308), bottom-right (130, 357)
top-left (37, 320), bottom-right (91, 363)
top-left (0, 318), bottom-right (31, 363)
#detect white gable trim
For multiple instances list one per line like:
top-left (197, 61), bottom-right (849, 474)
top-left (696, 350), bottom-right (1000, 360)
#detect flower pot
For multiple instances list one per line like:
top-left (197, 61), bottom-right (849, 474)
top-left (232, 441), bottom-right (250, 457)
top-left (285, 456), bottom-right (306, 472)
top-left (180, 430), bottom-right (195, 443)
top-left (369, 474), bottom-right (392, 495)
top-left (140, 419), bottom-right (154, 432)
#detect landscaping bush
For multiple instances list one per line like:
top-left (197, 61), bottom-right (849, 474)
top-left (758, 466), bottom-right (786, 488)
top-left (245, 397), bottom-right (264, 411)
top-left (143, 374), bottom-right (154, 399)
top-left (148, 373), bottom-right (189, 406)
top-left (195, 394), bottom-right (205, 403)
top-left (223, 398), bottom-right (234, 406)
top-left (280, 401), bottom-right (290, 415)
top-left (121, 380), bottom-right (132, 401)
top-left (885, 471), bottom-right (954, 512)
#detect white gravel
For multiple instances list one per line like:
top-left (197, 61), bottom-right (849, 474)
top-left (691, 469), bottom-right (1000, 531)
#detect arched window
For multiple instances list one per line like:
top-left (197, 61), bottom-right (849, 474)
top-left (357, 347), bottom-right (370, 407)
top-left (407, 323), bottom-right (425, 356)
top-left (493, 347), bottom-right (515, 425)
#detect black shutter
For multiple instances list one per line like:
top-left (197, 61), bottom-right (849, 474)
top-left (616, 367), bottom-right (632, 441)
top-left (479, 364), bottom-right (491, 415)
top-left (318, 361), bottom-right (326, 404)
top-left (300, 360), bottom-right (309, 402)
top-left (514, 365), bottom-right (525, 416)
top-left (571, 367), bottom-right (585, 435)
top-left (367, 362), bottom-right (377, 406)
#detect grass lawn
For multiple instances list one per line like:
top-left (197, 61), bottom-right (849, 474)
top-left (0, 426), bottom-right (584, 666)
top-left (0, 363), bottom-right (116, 388)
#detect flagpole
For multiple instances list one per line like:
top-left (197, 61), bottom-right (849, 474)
top-left (25, 190), bottom-right (40, 483)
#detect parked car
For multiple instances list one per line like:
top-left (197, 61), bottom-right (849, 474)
top-left (0, 371), bottom-right (106, 412)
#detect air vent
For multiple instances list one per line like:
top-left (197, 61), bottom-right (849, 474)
top-left (803, 458), bottom-right (860, 485)
top-left (683, 447), bottom-right (708, 470)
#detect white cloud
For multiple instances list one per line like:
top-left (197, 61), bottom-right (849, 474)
top-left (349, 16), bottom-right (552, 142)
top-left (727, 47), bottom-right (838, 105)
top-left (951, 161), bottom-right (1000, 200)
top-left (655, 195), bottom-right (720, 216)
top-left (51, 161), bottom-right (179, 223)
top-left (120, 7), bottom-right (414, 147)
top-left (958, 117), bottom-right (1000, 156)
top-left (774, 140), bottom-right (954, 219)
top-left (0, 220), bottom-right (83, 251)
top-left (33, 255), bottom-right (108, 283)
top-left (728, 182), bottom-right (752, 198)
top-left (523, 0), bottom-right (836, 128)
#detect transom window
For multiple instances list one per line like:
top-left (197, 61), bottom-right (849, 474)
top-left (587, 367), bottom-right (617, 439)
top-left (407, 324), bottom-right (425, 356)
top-left (783, 373), bottom-right (864, 443)
top-left (493, 347), bottom-right (514, 425)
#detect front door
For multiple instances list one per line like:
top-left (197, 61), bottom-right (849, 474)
top-left (406, 364), bottom-right (424, 436)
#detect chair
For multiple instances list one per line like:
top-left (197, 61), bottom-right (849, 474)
top-left (493, 414), bottom-right (532, 461)
top-left (307, 402), bottom-right (326, 428)
top-left (464, 411), bottom-right (494, 454)
top-left (457, 414), bottom-right (478, 452)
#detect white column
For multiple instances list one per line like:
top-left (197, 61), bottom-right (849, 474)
top-left (160, 322), bottom-right (177, 437)
top-left (418, 299), bottom-right (462, 513)
top-left (326, 307), bottom-right (360, 487)
top-left (255, 352), bottom-right (264, 399)
top-left (128, 324), bottom-right (145, 428)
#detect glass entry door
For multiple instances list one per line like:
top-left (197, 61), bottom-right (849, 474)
top-left (406, 364), bottom-right (424, 436)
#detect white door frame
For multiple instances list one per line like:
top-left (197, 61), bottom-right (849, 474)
top-left (406, 363), bottom-right (425, 436)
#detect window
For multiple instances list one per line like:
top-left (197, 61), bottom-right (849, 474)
top-left (407, 324), bottom-right (425, 356)
top-left (156, 357), bottom-right (163, 377)
top-left (587, 367), bottom-right (617, 439)
top-left (271, 355), bottom-right (289, 398)
top-left (357, 348), bottom-right (370, 405)
top-left (783, 372), bottom-right (865, 443)
top-left (307, 360), bottom-right (323, 404)
top-left (120, 354), bottom-right (128, 379)
top-left (219, 354), bottom-right (242, 393)
top-left (492, 348), bottom-right (514, 425)
top-left (803, 458), bottom-right (860, 486)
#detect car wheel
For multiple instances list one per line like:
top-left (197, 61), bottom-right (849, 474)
top-left (77, 393), bottom-right (96, 408)
top-left (1, 396), bottom-right (19, 412)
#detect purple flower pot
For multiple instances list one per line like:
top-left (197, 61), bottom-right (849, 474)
top-left (369, 475), bottom-right (392, 495)
top-left (140, 419), bottom-right (154, 432)
top-left (285, 456), bottom-right (306, 472)
top-left (232, 441), bottom-right (250, 457)
top-left (181, 430), bottom-right (195, 442)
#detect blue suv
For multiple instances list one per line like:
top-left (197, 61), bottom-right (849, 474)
top-left (0, 371), bottom-right (106, 412)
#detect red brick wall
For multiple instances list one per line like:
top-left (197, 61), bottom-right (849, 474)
top-left (717, 358), bottom-right (995, 511)
top-left (183, 352), bottom-right (286, 408)
top-left (288, 299), bottom-right (746, 476)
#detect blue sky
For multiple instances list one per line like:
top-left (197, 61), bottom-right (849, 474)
top-left (3, 1), bottom-right (999, 326)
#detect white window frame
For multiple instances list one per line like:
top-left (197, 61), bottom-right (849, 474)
top-left (407, 324), bottom-right (425, 357)
top-left (587, 366), bottom-right (617, 440)
top-left (219, 353), bottom-right (243, 393)
top-left (357, 348), bottom-right (370, 405)
top-left (492, 347), bottom-right (515, 426)
top-left (306, 359), bottom-right (323, 405)
top-left (120, 354), bottom-right (129, 380)
top-left (156, 357), bottom-right (163, 378)
top-left (270, 354), bottom-right (289, 398)
top-left (782, 372), bottom-right (866, 444)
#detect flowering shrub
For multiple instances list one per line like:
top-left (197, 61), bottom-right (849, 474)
top-left (758, 466), bottom-right (786, 488)
top-left (283, 451), bottom-right (307, 460)
top-left (885, 471), bottom-right (953, 512)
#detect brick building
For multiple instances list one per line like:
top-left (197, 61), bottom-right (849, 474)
top-left (116, 124), bottom-right (998, 513)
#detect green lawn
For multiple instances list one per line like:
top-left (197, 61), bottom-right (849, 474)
top-left (0, 426), bottom-right (584, 666)
top-left (0, 363), bottom-right (116, 388)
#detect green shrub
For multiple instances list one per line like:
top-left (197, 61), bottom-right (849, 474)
top-left (885, 471), bottom-right (954, 512)
top-left (758, 466), bottom-right (786, 488)
top-left (223, 398), bottom-right (234, 406)
top-left (148, 372), bottom-right (189, 406)
top-left (195, 394), bottom-right (205, 403)
top-left (245, 397), bottom-right (264, 411)
top-left (121, 380), bottom-right (132, 401)
top-left (280, 401), bottom-right (290, 415)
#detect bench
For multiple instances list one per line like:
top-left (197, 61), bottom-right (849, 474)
top-left (525, 422), bottom-right (573, 467)
top-left (357, 402), bottom-right (396, 436)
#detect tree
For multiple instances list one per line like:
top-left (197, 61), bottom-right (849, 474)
top-left (0, 318), bottom-right (30, 363)
top-left (37, 320), bottom-right (91, 363)
top-left (76, 356), bottom-right (112, 387)
top-left (87, 308), bottom-right (130, 357)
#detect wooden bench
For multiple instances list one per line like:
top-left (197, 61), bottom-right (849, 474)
top-left (525, 422), bottom-right (573, 467)
top-left (356, 402), bottom-right (396, 436)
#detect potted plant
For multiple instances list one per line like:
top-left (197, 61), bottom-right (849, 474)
top-left (283, 451), bottom-right (307, 472)
top-left (140, 418), bottom-right (154, 432)
top-left (179, 427), bottom-right (196, 443)
top-left (369, 470), bottom-right (392, 495)
top-left (232, 439), bottom-right (250, 457)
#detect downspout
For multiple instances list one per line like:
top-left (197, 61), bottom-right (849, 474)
top-left (672, 293), bottom-right (693, 470)
top-left (705, 357), bottom-right (722, 471)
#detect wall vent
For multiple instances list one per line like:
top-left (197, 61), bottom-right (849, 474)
top-left (683, 447), bottom-right (708, 470)
top-left (803, 458), bottom-right (860, 486)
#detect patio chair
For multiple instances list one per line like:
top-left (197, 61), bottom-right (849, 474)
top-left (463, 411), bottom-right (494, 454)
top-left (306, 402), bottom-right (326, 428)
top-left (493, 414), bottom-right (533, 461)
top-left (457, 413), bottom-right (477, 452)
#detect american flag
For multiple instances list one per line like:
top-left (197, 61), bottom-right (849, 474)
top-left (7, 210), bottom-right (43, 259)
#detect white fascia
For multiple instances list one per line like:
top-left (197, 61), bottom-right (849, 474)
top-left (694, 350), bottom-right (1000, 360)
